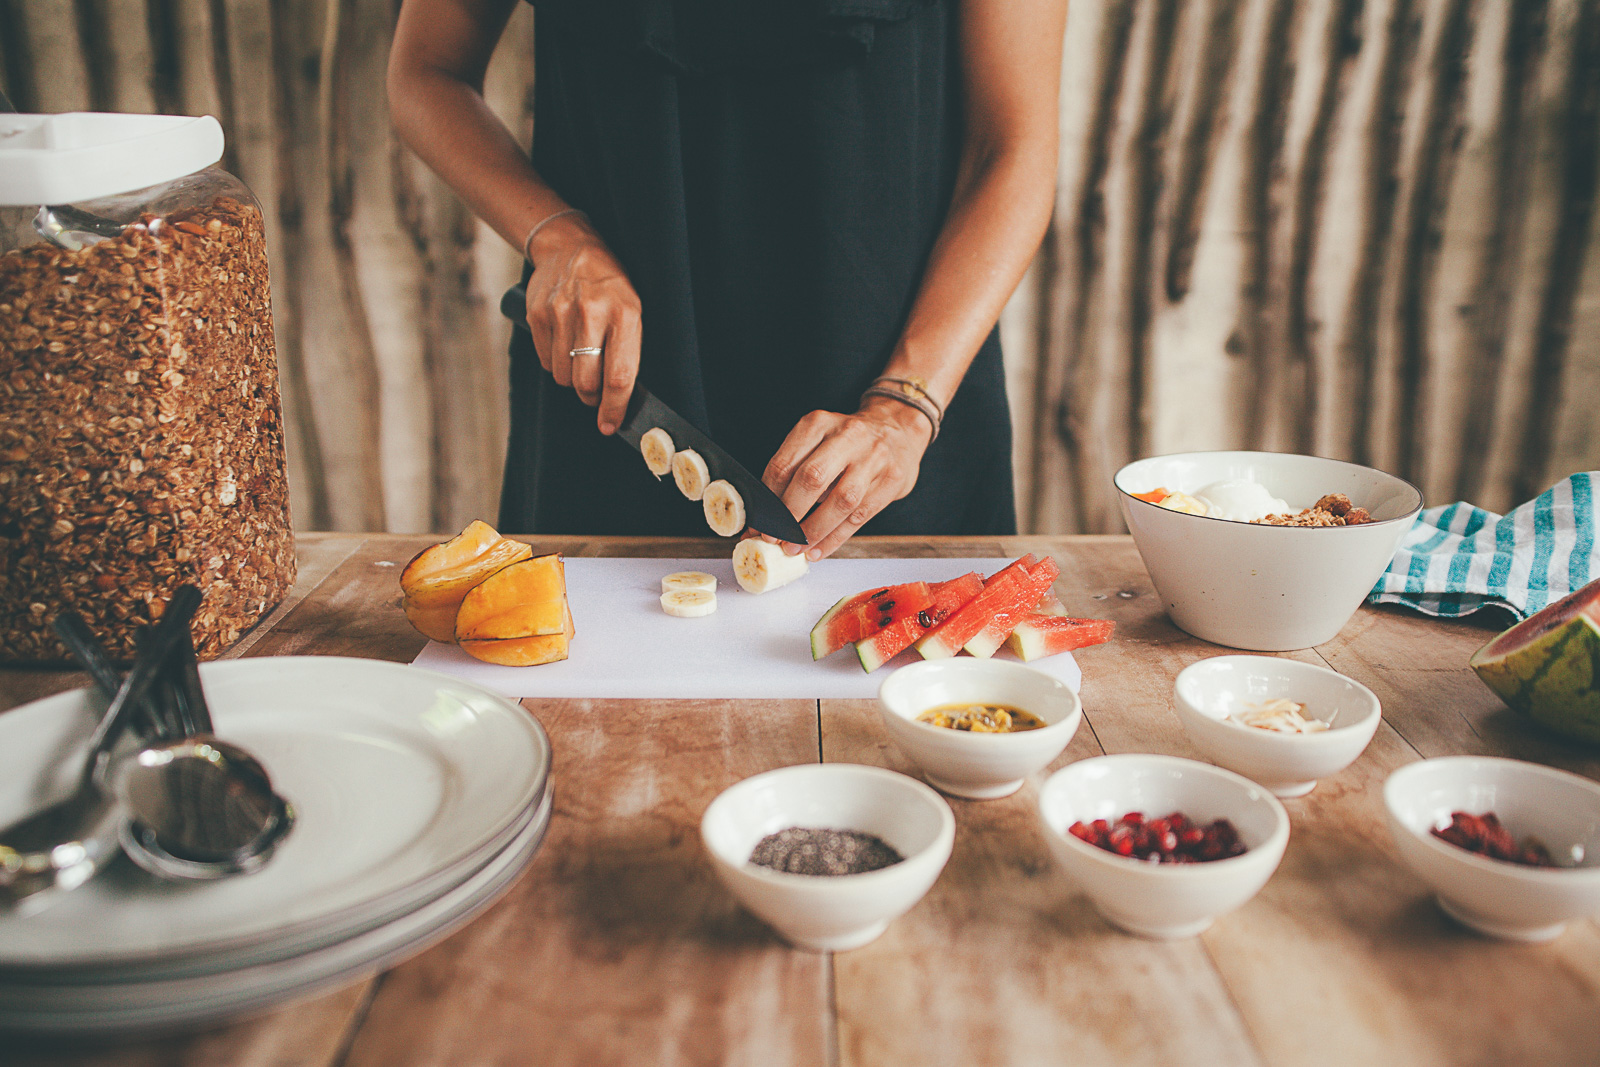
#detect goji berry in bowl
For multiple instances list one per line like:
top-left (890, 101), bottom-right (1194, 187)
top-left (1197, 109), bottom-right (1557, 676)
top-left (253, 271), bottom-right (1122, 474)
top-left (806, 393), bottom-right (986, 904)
top-left (1038, 754), bottom-right (1290, 938)
top-left (1383, 756), bottom-right (1600, 941)
top-left (1173, 655), bottom-right (1382, 797)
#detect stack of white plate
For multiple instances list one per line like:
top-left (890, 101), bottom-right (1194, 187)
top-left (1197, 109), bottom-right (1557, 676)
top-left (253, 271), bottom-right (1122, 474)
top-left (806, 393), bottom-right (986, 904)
top-left (0, 657), bottom-right (553, 1037)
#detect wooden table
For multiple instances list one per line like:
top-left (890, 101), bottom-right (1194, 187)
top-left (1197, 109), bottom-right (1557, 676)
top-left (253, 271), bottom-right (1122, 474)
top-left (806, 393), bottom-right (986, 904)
top-left (7, 534), bottom-right (1600, 1067)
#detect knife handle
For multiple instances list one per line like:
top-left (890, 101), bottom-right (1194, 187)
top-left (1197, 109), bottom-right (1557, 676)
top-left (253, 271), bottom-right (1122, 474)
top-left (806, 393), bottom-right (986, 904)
top-left (501, 285), bottom-right (531, 334)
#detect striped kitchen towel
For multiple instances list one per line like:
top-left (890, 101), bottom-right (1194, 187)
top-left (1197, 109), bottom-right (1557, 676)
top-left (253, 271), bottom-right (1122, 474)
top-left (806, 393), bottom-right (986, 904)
top-left (1367, 472), bottom-right (1597, 620)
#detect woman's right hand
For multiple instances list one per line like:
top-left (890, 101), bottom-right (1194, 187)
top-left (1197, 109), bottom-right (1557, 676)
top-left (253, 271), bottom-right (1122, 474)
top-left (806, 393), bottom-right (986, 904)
top-left (523, 212), bottom-right (643, 435)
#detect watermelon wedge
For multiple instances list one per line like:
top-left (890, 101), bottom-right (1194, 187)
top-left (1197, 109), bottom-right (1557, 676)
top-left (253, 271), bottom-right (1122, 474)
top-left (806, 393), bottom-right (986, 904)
top-left (810, 581), bottom-right (934, 660)
top-left (965, 556), bottom-right (1062, 659)
top-left (857, 572), bottom-right (984, 672)
top-left (1469, 576), bottom-right (1600, 743)
top-left (1005, 615), bottom-right (1115, 661)
top-left (914, 555), bottom-right (1038, 660)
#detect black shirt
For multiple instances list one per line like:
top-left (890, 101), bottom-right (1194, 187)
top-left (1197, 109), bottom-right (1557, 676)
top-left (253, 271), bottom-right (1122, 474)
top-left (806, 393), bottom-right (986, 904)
top-left (500, 0), bottom-right (1016, 537)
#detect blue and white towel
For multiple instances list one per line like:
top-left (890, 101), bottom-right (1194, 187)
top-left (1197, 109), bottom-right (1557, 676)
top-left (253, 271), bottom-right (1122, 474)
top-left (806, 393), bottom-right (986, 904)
top-left (1368, 472), bottom-right (1597, 620)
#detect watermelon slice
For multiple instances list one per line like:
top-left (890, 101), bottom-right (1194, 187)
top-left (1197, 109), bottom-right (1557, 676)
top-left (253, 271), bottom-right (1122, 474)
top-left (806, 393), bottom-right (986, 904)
top-left (1469, 577), bottom-right (1600, 743)
top-left (810, 581), bottom-right (934, 660)
top-left (1005, 614), bottom-right (1115, 661)
top-left (856, 572), bottom-right (984, 672)
top-left (915, 555), bottom-right (1039, 660)
top-left (964, 556), bottom-right (1063, 658)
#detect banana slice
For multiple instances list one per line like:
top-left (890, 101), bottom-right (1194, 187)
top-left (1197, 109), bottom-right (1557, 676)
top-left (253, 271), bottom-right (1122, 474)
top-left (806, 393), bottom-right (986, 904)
top-left (661, 588), bottom-right (717, 618)
top-left (702, 479), bottom-right (746, 537)
top-left (640, 428), bottom-right (674, 478)
top-left (672, 449), bottom-right (710, 500)
top-left (732, 538), bottom-right (809, 594)
top-left (662, 571), bottom-right (718, 594)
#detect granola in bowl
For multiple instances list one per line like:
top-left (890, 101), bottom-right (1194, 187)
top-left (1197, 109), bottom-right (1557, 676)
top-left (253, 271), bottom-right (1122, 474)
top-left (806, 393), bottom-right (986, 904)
top-left (1254, 494), bottom-right (1374, 527)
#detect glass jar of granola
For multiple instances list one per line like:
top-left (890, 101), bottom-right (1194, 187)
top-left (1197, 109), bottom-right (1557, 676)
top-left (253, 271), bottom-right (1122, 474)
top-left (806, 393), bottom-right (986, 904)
top-left (0, 113), bottom-right (294, 662)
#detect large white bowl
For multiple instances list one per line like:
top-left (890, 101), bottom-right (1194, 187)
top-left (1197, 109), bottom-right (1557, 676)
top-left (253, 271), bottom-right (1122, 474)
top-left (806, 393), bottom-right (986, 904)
top-left (700, 764), bottom-right (955, 951)
top-left (1173, 656), bottom-right (1382, 797)
top-left (1114, 451), bottom-right (1422, 650)
top-left (1038, 755), bottom-right (1290, 938)
top-left (1384, 757), bottom-right (1600, 941)
top-left (877, 659), bottom-right (1083, 799)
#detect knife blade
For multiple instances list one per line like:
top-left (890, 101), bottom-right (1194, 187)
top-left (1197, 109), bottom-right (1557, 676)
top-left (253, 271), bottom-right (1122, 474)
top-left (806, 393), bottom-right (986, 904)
top-left (500, 284), bottom-right (809, 545)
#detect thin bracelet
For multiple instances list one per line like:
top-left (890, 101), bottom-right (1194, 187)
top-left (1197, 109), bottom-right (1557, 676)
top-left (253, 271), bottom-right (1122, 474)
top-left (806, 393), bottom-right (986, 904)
top-left (521, 207), bottom-right (589, 264)
top-left (861, 385), bottom-right (941, 443)
top-left (869, 376), bottom-right (946, 422)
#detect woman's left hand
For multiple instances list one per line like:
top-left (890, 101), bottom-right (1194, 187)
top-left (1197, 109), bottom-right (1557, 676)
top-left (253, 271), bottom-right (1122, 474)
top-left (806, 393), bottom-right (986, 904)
top-left (760, 397), bottom-right (933, 561)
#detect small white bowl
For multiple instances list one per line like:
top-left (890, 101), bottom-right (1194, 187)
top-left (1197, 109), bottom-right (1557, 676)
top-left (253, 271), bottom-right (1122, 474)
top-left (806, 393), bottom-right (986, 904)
top-left (1173, 656), bottom-right (1382, 797)
top-left (1383, 757), bottom-right (1600, 941)
top-left (700, 763), bottom-right (955, 951)
top-left (877, 659), bottom-right (1083, 799)
top-left (1038, 754), bottom-right (1290, 938)
top-left (1114, 451), bottom-right (1423, 650)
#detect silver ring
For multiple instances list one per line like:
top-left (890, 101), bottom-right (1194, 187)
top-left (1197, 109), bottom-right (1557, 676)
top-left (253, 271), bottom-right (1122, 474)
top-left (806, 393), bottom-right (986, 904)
top-left (569, 346), bottom-right (603, 358)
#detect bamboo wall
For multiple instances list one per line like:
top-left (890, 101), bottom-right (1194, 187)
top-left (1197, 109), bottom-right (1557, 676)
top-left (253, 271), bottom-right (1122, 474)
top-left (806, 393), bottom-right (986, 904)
top-left (1009, 0), bottom-right (1600, 531)
top-left (3, 0), bottom-right (1598, 535)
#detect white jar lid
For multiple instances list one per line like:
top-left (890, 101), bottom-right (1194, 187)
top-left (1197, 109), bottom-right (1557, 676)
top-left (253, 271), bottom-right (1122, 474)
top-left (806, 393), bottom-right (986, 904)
top-left (0, 112), bottom-right (225, 206)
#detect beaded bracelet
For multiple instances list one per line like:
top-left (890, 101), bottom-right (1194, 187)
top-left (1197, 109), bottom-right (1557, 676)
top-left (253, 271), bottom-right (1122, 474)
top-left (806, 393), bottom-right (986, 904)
top-left (861, 381), bottom-right (941, 443)
top-left (521, 207), bottom-right (589, 264)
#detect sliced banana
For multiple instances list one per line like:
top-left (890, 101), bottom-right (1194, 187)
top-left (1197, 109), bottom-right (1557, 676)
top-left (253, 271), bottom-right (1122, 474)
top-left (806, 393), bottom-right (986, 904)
top-left (672, 449), bottom-right (710, 500)
top-left (732, 538), bottom-right (809, 594)
top-left (662, 571), bottom-right (718, 594)
top-left (661, 588), bottom-right (717, 618)
top-left (640, 427), bottom-right (674, 478)
top-left (702, 479), bottom-right (746, 537)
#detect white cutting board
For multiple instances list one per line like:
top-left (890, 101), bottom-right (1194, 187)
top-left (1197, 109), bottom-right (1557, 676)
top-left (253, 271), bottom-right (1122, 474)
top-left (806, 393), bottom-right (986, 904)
top-left (411, 557), bottom-right (1082, 699)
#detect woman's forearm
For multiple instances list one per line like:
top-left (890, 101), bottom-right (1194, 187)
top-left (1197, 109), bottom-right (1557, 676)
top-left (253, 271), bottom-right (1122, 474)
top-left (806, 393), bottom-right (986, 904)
top-left (871, 0), bottom-right (1068, 417)
top-left (387, 0), bottom-right (568, 253)
top-left (389, 0), bottom-right (645, 433)
top-left (877, 143), bottom-right (1058, 407)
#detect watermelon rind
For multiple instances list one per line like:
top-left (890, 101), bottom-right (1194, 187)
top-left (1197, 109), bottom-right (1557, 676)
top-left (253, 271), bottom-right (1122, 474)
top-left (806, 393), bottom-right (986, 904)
top-left (810, 583), bottom-right (931, 660)
top-left (811, 591), bottom-right (859, 660)
top-left (1470, 586), bottom-right (1600, 744)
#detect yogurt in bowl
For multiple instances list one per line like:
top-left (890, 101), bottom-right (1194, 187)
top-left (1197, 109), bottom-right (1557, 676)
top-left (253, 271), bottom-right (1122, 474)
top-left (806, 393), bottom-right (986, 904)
top-left (1189, 479), bottom-right (1290, 521)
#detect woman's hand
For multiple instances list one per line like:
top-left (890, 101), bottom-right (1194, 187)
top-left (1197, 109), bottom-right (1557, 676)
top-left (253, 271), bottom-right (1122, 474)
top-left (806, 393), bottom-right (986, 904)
top-left (761, 397), bottom-right (934, 561)
top-left (523, 213), bottom-right (643, 435)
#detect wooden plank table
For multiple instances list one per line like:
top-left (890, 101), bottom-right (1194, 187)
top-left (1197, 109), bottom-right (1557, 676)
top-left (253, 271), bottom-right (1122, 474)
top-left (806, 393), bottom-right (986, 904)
top-left (5, 533), bottom-right (1599, 1066)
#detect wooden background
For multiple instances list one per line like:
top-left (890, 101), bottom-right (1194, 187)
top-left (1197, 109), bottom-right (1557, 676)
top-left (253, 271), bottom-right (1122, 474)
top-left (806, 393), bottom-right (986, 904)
top-left (3, 0), bottom-right (1598, 535)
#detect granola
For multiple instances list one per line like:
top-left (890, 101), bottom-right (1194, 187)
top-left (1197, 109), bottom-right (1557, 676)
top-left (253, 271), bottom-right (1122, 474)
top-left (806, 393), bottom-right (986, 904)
top-left (0, 189), bottom-right (294, 663)
top-left (1253, 494), bottom-right (1374, 527)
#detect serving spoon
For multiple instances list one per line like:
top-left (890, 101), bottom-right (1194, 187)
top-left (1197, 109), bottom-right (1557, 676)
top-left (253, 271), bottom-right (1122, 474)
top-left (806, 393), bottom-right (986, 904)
top-left (0, 588), bottom-right (202, 906)
top-left (116, 628), bottom-right (295, 880)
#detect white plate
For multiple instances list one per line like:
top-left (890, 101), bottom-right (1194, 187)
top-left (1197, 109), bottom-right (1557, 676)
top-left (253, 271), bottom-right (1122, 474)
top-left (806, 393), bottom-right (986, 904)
top-left (0, 787), bottom-right (552, 1036)
top-left (8, 777), bottom-right (550, 984)
top-left (0, 657), bottom-right (550, 970)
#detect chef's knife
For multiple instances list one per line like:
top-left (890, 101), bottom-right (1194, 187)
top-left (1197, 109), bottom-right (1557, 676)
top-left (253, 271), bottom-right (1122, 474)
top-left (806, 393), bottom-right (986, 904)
top-left (500, 284), bottom-right (809, 545)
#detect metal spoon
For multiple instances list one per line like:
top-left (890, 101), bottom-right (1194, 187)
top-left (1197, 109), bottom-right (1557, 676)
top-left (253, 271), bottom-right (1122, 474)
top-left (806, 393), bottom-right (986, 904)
top-left (0, 588), bottom-right (202, 905)
top-left (116, 631), bottom-right (295, 880)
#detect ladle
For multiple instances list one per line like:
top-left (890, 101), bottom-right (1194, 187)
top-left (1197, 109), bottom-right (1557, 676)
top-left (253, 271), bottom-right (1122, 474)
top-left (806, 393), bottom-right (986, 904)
top-left (0, 588), bottom-right (201, 905)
